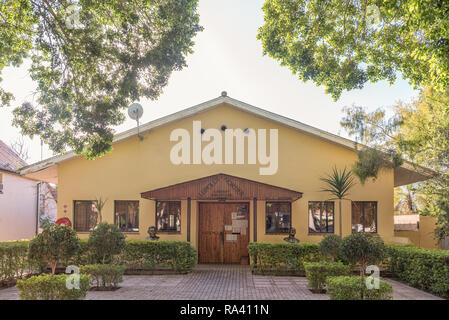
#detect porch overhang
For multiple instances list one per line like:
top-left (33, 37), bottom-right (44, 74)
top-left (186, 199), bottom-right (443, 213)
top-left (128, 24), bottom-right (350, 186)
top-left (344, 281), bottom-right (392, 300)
top-left (141, 173), bottom-right (303, 201)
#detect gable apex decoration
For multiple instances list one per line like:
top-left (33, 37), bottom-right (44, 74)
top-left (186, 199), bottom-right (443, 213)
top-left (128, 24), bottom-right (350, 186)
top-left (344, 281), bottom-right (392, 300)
top-left (141, 173), bottom-right (303, 201)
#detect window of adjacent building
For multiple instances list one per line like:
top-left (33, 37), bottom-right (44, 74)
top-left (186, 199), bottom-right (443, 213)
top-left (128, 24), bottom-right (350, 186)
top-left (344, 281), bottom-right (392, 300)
top-left (156, 201), bottom-right (181, 233)
top-left (115, 200), bottom-right (139, 233)
top-left (265, 202), bottom-right (291, 234)
top-left (74, 200), bottom-right (97, 232)
top-left (352, 201), bottom-right (377, 233)
top-left (308, 201), bottom-right (334, 233)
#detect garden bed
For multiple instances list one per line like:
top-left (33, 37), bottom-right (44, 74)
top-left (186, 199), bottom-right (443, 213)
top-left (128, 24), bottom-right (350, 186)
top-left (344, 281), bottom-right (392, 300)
top-left (0, 280), bottom-right (17, 290)
top-left (89, 286), bottom-right (121, 291)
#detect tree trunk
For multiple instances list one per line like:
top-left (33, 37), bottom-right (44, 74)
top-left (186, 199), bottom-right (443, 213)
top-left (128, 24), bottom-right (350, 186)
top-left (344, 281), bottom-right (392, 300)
top-left (51, 262), bottom-right (56, 275)
top-left (339, 199), bottom-right (342, 236)
top-left (360, 258), bottom-right (366, 300)
top-left (360, 259), bottom-right (366, 281)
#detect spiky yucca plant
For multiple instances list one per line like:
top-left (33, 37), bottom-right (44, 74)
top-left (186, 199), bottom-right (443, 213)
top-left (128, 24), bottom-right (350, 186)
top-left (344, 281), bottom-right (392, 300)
top-left (321, 167), bottom-right (356, 236)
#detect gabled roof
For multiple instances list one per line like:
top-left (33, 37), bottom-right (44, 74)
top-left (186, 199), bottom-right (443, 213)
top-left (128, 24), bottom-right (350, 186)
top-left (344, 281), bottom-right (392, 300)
top-left (141, 173), bottom-right (303, 201)
top-left (19, 93), bottom-right (433, 186)
top-left (0, 140), bottom-right (27, 173)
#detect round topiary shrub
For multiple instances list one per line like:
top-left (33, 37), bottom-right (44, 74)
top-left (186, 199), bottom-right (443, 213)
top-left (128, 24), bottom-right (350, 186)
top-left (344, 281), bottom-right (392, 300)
top-left (29, 225), bottom-right (79, 275)
top-left (319, 234), bottom-right (342, 261)
top-left (88, 223), bottom-right (126, 264)
top-left (340, 232), bottom-right (385, 279)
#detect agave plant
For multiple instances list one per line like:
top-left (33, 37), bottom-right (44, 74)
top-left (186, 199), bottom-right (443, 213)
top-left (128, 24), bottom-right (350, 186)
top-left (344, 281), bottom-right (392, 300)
top-left (321, 166), bottom-right (356, 236)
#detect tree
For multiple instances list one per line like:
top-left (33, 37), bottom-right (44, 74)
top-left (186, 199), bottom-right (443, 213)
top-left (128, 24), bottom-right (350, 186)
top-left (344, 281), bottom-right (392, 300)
top-left (88, 223), bottom-right (126, 264)
top-left (257, 0), bottom-right (449, 100)
top-left (39, 211), bottom-right (55, 229)
top-left (10, 137), bottom-right (29, 162)
top-left (1, 0), bottom-right (202, 159)
top-left (341, 87), bottom-right (449, 239)
top-left (320, 166), bottom-right (356, 236)
top-left (394, 184), bottom-right (425, 215)
top-left (340, 233), bottom-right (385, 280)
top-left (319, 234), bottom-right (342, 262)
top-left (29, 225), bottom-right (79, 275)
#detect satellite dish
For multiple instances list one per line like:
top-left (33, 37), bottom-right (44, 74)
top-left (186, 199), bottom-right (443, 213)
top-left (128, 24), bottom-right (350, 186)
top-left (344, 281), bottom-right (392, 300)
top-left (128, 103), bottom-right (143, 120)
top-left (128, 103), bottom-right (144, 141)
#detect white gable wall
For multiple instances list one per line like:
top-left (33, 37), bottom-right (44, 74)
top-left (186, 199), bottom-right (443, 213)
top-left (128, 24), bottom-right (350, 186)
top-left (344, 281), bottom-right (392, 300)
top-left (0, 173), bottom-right (38, 241)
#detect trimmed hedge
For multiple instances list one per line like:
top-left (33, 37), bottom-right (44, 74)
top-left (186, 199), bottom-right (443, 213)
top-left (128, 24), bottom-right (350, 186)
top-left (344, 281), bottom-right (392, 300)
top-left (0, 238), bottom-right (196, 279)
top-left (304, 262), bottom-right (350, 291)
top-left (117, 240), bottom-right (197, 273)
top-left (326, 276), bottom-right (393, 300)
top-left (71, 240), bottom-right (197, 273)
top-left (17, 274), bottom-right (90, 300)
top-left (386, 244), bottom-right (449, 298)
top-left (80, 264), bottom-right (126, 289)
top-left (248, 243), bottom-right (321, 275)
top-left (0, 241), bottom-right (32, 285)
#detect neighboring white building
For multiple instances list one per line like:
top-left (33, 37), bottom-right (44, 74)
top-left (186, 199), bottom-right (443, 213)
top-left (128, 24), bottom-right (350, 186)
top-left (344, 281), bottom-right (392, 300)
top-left (0, 140), bottom-right (57, 241)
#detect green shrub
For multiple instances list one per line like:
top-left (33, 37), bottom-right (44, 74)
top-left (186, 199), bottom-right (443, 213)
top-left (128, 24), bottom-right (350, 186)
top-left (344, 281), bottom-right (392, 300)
top-left (16, 274), bottom-right (90, 300)
top-left (117, 240), bottom-right (197, 273)
top-left (80, 264), bottom-right (126, 288)
top-left (88, 223), bottom-right (126, 264)
top-left (69, 239), bottom-right (92, 266)
top-left (340, 233), bottom-right (385, 279)
top-left (386, 244), bottom-right (449, 297)
top-left (326, 276), bottom-right (393, 300)
top-left (248, 242), bottom-right (321, 275)
top-left (0, 241), bottom-right (31, 284)
top-left (29, 225), bottom-right (79, 274)
top-left (319, 235), bottom-right (342, 261)
top-left (304, 262), bottom-right (350, 291)
top-left (70, 240), bottom-right (196, 273)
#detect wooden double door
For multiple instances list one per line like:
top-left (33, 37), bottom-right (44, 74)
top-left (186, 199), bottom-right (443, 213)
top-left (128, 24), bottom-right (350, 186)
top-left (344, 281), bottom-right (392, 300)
top-left (198, 202), bottom-right (249, 264)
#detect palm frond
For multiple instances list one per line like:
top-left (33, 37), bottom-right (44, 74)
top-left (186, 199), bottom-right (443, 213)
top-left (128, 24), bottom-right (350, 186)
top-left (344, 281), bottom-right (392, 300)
top-left (320, 166), bottom-right (356, 199)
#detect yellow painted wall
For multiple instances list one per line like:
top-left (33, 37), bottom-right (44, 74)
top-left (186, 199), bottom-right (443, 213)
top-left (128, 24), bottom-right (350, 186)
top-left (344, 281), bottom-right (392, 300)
top-left (394, 216), bottom-right (442, 249)
top-left (57, 103), bottom-right (395, 245)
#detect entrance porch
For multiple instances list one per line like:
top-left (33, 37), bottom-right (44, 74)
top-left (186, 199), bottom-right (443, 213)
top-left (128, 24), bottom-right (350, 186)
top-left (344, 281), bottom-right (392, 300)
top-left (141, 173), bottom-right (302, 264)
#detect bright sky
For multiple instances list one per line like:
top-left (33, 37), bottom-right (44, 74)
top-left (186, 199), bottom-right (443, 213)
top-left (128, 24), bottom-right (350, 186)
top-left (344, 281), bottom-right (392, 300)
top-left (0, 0), bottom-right (418, 164)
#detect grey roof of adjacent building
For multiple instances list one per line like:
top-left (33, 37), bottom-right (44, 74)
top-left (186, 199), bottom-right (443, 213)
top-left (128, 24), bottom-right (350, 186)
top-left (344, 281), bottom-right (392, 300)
top-left (0, 140), bottom-right (27, 173)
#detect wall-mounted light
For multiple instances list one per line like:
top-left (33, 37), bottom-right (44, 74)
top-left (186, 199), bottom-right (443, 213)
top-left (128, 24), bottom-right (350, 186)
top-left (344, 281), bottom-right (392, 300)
top-left (221, 125), bottom-right (227, 131)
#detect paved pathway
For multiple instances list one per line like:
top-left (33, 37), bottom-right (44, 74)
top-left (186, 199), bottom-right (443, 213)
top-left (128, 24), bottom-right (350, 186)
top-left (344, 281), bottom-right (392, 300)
top-left (0, 265), bottom-right (442, 300)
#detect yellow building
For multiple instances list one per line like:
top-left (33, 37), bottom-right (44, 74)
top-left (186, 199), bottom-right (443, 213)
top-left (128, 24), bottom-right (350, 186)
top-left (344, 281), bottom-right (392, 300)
top-left (394, 215), bottom-right (444, 249)
top-left (20, 93), bottom-right (431, 263)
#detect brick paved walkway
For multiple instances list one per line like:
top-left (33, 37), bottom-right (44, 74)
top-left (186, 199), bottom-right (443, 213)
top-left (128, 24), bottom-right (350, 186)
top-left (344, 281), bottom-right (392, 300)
top-left (0, 265), bottom-right (442, 300)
